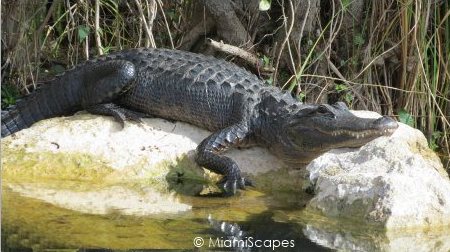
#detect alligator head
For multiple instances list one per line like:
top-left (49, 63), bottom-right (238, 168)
top-left (277, 102), bottom-right (398, 165)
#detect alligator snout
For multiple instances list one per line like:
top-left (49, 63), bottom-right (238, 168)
top-left (373, 116), bottom-right (398, 135)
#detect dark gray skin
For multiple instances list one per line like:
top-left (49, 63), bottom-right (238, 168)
top-left (1, 48), bottom-right (398, 195)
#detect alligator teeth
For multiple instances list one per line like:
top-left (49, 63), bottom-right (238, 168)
top-left (330, 129), bottom-right (388, 138)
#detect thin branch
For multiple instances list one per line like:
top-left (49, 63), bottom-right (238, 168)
top-left (296, 0), bottom-right (311, 66)
top-left (157, 0), bottom-right (174, 49)
top-left (94, 0), bottom-right (103, 55)
top-left (208, 39), bottom-right (274, 72)
top-left (84, 0), bottom-right (89, 59)
top-left (273, 0), bottom-right (296, 86)
top-left (283, 0), bottom-right (298, 77)
top-left (36, 0), bottom-right (58, 39)
top-left (134, 0), bottom-right (156, 48)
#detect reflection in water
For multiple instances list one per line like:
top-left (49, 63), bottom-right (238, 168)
top-left (1, 182), bottom-right (326, 251)
top-left (303, 223), bottom-right (450, 252)
top-left (2, 181), bottom-right (450, 251)
top-left (206, 213), bottom-right (332, 252)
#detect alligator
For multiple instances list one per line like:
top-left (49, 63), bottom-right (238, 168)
top-left (1, 48), bottom-right (398, 195)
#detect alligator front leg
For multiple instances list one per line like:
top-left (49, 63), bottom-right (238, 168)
top-left (195, 122), bottom-right (252, 196)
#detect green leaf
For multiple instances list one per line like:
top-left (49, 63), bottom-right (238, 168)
top-left (430, 131), bottom-right (443, 150)
top-left (335, 84), bottom-right (348, 92)
top-left (432, 131), bottom-right (443, 139)
top-left (342, 0), bottom-right (351, 11)
top-left (102, 46), bottom-right (112, 54)
top-left (1, 85), bottom-right (19, 108)
top-left (344, 93), bottom-right (353, 104)
top-left (259, 0), bottom-right (271, 11)
top-left (354, 34), bottom-right (365, 46)
top-left (265, 76), bottom-right (273, 86)
top-left (262, 55), bottom-right (270, 67)
top-left (297, 92), bottom-right (306, 102)
top-left (78, 26), bottom-right (90, 42)
top-left (398, 109), bottom-right (414, 127)
top-left (166, 10), bottom-right (177, 20)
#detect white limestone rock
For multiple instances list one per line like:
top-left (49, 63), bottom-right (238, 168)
top-left (306, 111), bottom-right (450, 229)
top-left (2, 113), bottom-right (285, 216)
top-left (3, 112), bottom-right (284, 177)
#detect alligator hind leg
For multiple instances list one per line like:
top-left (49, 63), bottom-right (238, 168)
top-left (86, 103), bottom-right (147, 128)
top-left (78, 60), bottom-right (143, 127)
top-left (80, 60), bottom-right (136, 107)
top-left (195, 122), bottom-right (253, 196)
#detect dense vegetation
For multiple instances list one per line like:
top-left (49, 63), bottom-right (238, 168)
top-left (1, 0), bottom-right (449, 169)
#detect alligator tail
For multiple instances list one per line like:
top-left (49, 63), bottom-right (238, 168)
top-left (1, 57), bottom-right (138, 138)
top-left (1, 78), bottom-right (82, 138)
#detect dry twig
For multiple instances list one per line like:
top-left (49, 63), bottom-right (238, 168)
top-left (134, 0), bottom-right (156, 48)
top-left (208, 39), bottom-right (274, 72)
top-left (94, 0), bottom-right (103, 55)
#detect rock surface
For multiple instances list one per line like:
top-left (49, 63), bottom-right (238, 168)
top-left (1, 112), bottom-right (285, 215)
top-left (2, 112), bottom-right (284, 177)
top-left (2, 111), bottom-right (450, 230)
top-left (306, 111), bottom-right (450, 229)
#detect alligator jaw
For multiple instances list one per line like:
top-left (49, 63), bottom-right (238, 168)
top-left (284, 112), bottom-right (400, 161)
top-left (318, 116), bottom-right (398, 139)
top-left (317, 115), bottom-right (399, 146)
top-left (329, 128), bottom-right (397, 139)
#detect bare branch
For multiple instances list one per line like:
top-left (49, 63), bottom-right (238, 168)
top-left (134, 0), bottom-right (156, 48)
top-left (94, 0), bottom-right (103, 55)
top-left (208, 39), bottom-right (273, 72)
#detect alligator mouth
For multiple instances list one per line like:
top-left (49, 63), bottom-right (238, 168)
top-left (328, 128), bottom-right (397, 139)
top-left (322, 116), bottom-right (398, 139)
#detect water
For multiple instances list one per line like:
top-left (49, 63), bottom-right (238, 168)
top-left (1, 181), bottom-right (330, 251)
top-left (2, 180), bottom-right (450, 251)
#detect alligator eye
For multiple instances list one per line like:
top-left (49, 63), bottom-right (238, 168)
top-left (316, 105), bottom-right (336, 119)
top-left (317, 105), bottom-right (329, 114)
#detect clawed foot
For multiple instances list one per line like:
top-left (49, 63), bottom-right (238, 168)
top-left (86, 103), bottom-right (148, 128)
top-left (112, 108), bottom-right (146, 128)
top-left (195, 127), bottom-right (254, 197)
top-left (218, 173), bottom-right (253, 196)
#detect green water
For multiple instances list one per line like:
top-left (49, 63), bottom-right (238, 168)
top-left (1, 144), bottom-right (334, 250)
top-left (2, 150), bottom-right (450, 251)
top-left (2, 180), bottom-right (331, 251)
top-left (4, 181), bottom-right (450, 252)
top-left (4, 180), bottom-right (450, 252)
